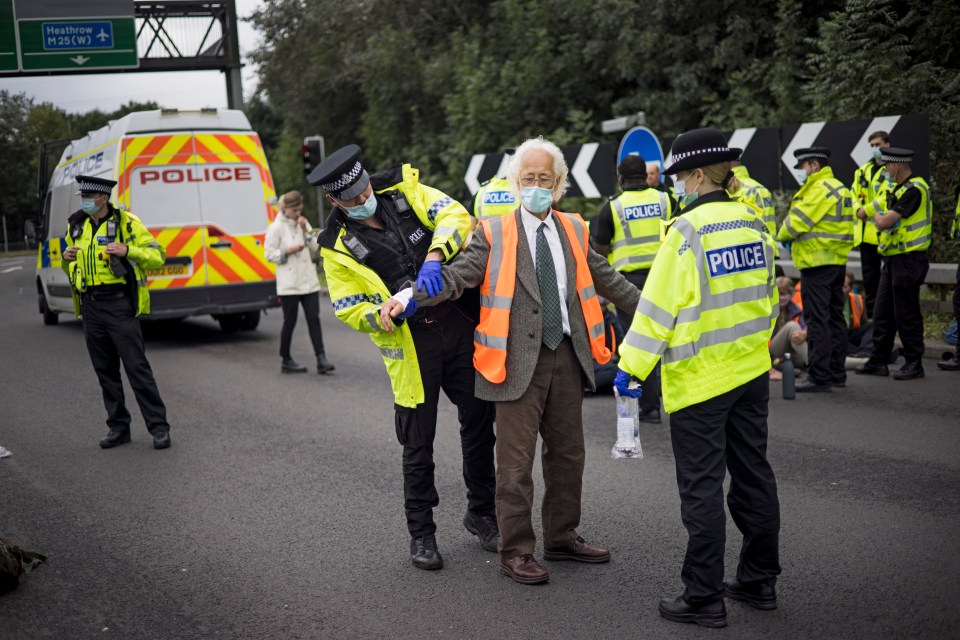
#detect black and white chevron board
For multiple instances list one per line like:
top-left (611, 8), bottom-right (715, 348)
top-left (463, 114), bottom-right (929, 197)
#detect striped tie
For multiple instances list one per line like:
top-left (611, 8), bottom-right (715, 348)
top-left (536, 223), bottom-right (564, 350)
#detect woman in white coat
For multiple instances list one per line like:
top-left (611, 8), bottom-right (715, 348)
top-left (264, 191), bottom-right (335, 374)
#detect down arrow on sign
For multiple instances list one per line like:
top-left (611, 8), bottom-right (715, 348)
top-left (70, 55), bottom-right (90, 66)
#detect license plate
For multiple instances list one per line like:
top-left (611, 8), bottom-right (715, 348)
top-left (148, 263), bottom-right (192, 278)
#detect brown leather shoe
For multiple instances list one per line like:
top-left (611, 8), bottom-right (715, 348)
top-left (498, 554), bottom-right (549, 585)
top-left (543, 536), bottom-right (610, 563)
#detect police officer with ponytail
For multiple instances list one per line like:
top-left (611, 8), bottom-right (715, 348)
top-left (616, 129), bottom-right (781, 629)
top-left (61, 175), bottom-right (171, 450)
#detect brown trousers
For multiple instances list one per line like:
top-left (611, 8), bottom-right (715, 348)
top-left (494, 338), bottom-right (586, 557)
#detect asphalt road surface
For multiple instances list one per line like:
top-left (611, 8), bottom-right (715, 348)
top-left (1, 255), bottom-right (958, 639)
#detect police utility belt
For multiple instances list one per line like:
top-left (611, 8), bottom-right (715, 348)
top-left (406, 299), bottom-right (455, 326)
top-left (82, 283), bottom-right (129, 300)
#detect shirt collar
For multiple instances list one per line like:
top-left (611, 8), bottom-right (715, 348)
top-left (520, 205), bottom-right (556, 232)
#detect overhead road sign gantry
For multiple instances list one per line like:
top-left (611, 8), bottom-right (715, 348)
top-left (0, 0), bottom-right (17, 72)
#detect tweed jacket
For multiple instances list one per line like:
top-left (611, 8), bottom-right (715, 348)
top-left (414, 209), bottom-right (640, 402)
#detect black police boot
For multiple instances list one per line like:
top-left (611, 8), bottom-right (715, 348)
top-left (99, 429), bottom-right (131, 449)
top-left (638, 407), bottom-right (662, 424)
top-left (795, 379), bottom-right (832, 393)
top-left (152, 431), bottom-right (171, 450)
top-left (723, 579), bottom-right (777, 610)
top-left (410, 534), bottom-right (443, 570)
top-left (463, 511), bottom-right (500, 552)
top-left (937, 350), bottom-right (960, 371)
top-left (855, 360), bottom-right (889, 376)
top-left (281, 358), bottom-right (308, 374)
top-left (316, 353), bottom-right (336, 374)
top-left (893, 360), bottom-right (924, 380)
top-left (658, 595), bottom-right (727, 628)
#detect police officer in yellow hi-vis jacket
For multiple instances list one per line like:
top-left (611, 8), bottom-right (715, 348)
top-left (590, 154), bottom-right (673, 423)
top-left (855, 147), bottom-right (933, 380)
top-left (730, 160), bottom-right (776, 239)
top-left (852, 130), bottom-right (891, 318)
top-left (777, 147), bottom-right (855, 392)
top-left (617, 129), bottom-right (781, 629)
top-left (61, 175), bottom-right (171, 450)
top-left (473, 175), bottom-right (517, 219)
top-left (309, 145), bottom-right (497, 572)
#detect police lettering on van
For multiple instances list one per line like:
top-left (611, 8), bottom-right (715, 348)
top-left (705, 242), bottom-right (767, 277)
top-left (138, 166), bottom-right (253, 184)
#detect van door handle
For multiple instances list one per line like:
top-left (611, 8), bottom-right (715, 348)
top-left (210, 240), bottom-right (233, 249)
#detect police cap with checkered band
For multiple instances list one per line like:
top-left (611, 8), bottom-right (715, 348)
top-left (307, 144), bottom-right (370, 200)
top-left (877, 147), bottom-right (914, 164)
top-left (663, 128), bottom-right (742, 175)
top-left (793, 147), bottom-right (831, 169)
top-left (75, 175), bottom-right (117, 195)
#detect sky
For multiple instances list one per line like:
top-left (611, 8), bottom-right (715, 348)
top-left (0, 0), bottom-right (264, 114)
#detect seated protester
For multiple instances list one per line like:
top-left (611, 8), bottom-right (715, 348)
top-left (592, 300), bottom-right (625, 392)
top-left (770, 276), bottom-right (808, 380)
top-left (843, 270), bottom-right (874, 359)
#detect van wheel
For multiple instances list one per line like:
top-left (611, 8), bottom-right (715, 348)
top-left (239, 311), bottom-right (261, 331)
top-left (40, 294), bottom-right (59, 325)
top-left (217, 313), bottom-right (242, 333)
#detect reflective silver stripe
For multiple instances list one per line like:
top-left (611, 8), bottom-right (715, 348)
top-left (824, 183), bottom-right (846, 202)
top-left (676, 283), bottom-right (774, 324)
top-left (612, 254), bottom-right (659, 270)
top-left (659, 191), bottom-right (669, 221)
top-left (794, 231), bottom-right (854, 242)
top-left (365, 311), bottom-right (385, 332)
top-left (579, 284), bottom-right (597, 301)
top-left (611, 234), bottom-right (660, 248)
top-left (635, 297), bottom-right (675, 329)
top-left (474, 330), bottom-right (507, 350)
top-left (904, 235), bottom-right (930, 248)
top-left (903, 218), bottom-right (929, 232)
top-left (434, 225), bottom-right (457, 236)
top-left (623, 330), bottom-right (667, 356)
top-left (559, 212), bottom-right (588, 253)
top-left (789, 206), bottom-right (817, 229)
top-left (435, 226), bottom-right (464, 249)
top-left (783, 216), bottom-right (798, 238)
top-left (380, 347), bottom-right (403, 360)
top-left (480, 294), bottom-right (512, 309)
top-left (589, 321), bottom-right (606, 339)
top-left (662, 314), bottom-right (773, 364)
top-left (486, 218), bottom-right (504, 299)
top-left (612, 198), bottom-right (632, 239)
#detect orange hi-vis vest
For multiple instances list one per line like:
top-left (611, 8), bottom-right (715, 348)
top-left (474, 210), bottom-right (613, 383)
top-left (848, 291), bottom-right (864, 330)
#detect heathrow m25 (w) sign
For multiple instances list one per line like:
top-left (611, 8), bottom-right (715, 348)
top-left (0, 0), bottom-right (138, 73)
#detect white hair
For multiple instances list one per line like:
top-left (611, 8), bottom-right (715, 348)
top-left (506, 136), bottom-right (570, 201)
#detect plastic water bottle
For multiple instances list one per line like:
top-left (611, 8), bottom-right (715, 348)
top-left (782, 352), bottom-right (795, 399)
top-left (611, 385), bottom-right (643, 459)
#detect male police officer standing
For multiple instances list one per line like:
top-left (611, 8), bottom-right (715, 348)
top-left (855, 147), bottom-right (933, 380)
top-left (777, 147), bottom-right (855, 392)
top-left (591, 155), bottom-right (673, 422)
top-left (61, 175), bottom-right (171, 449)
top-left (309, 145), bottom-right (497, 571)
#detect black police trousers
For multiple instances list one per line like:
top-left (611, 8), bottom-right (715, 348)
top-left (617, 269), bottom-right (661, 413)
top-left (82, 290), bottom-right (169, 435)
top-left (870, 251), bottom-right (929, 364)
top-left (801, 265), bottom-right (848, 385)
top-left (394, 304), bottom-right (496, 538)
top-left (669, 372), bottom-right (781, 605)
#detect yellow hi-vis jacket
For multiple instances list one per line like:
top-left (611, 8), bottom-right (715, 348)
top-left (62, 205), bottom-right (166, 318)
top-left (618, 197), bottom-right (777, 413)
top-left (320, 164), bottom-right (472, 408)
top-left (777, 166), bottom-right (855, 270)
top-left (731, 165), bottom-right (776, 237)
top-left (952, 190), bottom-right (960, 239)
top-left (473, 176), bottom-right (517, 218)
top-left (605, 188), bottom-right (672, 272)
top-left (878, 176), bottom-right (933, 256)
top-left (852, 159), bottom-right (886, 246)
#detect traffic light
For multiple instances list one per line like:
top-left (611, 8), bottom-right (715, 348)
top-left (302, 136), bottom-right (324, 177)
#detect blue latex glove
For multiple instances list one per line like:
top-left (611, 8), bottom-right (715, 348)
top-left (397, 299), bottom-right (418, 319)
top-left (416, 260), bottom-right (443, 297)
top-left (614, 369), bottom-right (643, 399)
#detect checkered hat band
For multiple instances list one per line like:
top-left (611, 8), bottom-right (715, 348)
top-left (880, 152), bottom-right (911, 162)
top-left (672, 147), bottom-right (731, 161)
top-left (78, 182), bottom-right (112, 194)
top-left (795, 152), bottom-right (828, 162)
top-left (322, 161), bottom-right (363, 193)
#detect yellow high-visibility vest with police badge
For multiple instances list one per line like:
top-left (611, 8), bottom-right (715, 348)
top-left (473, 176), bottom-right (517, 218)
top-left (878, 176), bottom-right (933, 256)
top-left (852, 159), bottom-right (885, 246)
top-left (619, 199), bottom-right (777, 413)
top-left (777, 166), bottom-right (855, 270)
top-left (607, 188), bottom-right (672, 272)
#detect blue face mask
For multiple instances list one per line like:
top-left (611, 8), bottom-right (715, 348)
top-left (80, 198), bottom-right (99, 214)
top-left (871, 147), bottom-right (883, 161)
top-left (344, 195), bottom-right (377, 220)
top-left (794, 170), bottom-right (808, 186)
top-left (882, 170), bottom-right (895, 184)
top-left (673, 172), bottom-right (701, 208)
top-left (520, 186), bottom-right (553, 213)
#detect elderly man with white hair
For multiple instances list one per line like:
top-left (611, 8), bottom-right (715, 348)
top-left (382, 137), bottom-right (641, 585)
